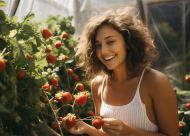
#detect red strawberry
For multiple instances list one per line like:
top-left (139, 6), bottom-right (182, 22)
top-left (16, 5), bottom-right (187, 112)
top-left (67, 69), bottom-right (73, 75)
top-left (38, 106), bottom-right (42, 111)
top-left (173, 88), bottom-right (176, 93)
top-left (96, 116), bottom-right (104, 120)
top-left (63, 92), bottom-right (72, 102)
top-left (46, 54), bottom-right (56, 64)
top-left (92, 118), bottom-right (103, 129)
top-left (62, 32), bottom-right (69, 39)
top-left (42, 85), bottom-right (50, 92)
top-left (0, 60), bottom-right (6, 73)
top-left (185, 76), bottom-right (190, 84)
top-left (48, 78), bottom-right (58, 85)
top-left (29, 123), bottom-right (35, 129)
top-left (179, 123), bottom-right (184, 130)
top-left (76, 83), bottom-right (84, 92)
top-left (89, 111), bottom-right (95, 116)
top-left (66, 117), bottom-right (76, 129)
top-left (44, 97), bottom-right (48, 102)
top-left (62, 113), bottom-right (66, 117)
top-left (75, 95), bottom-right (87, 106)
top-left (55, 96), bottom-right (63, 103)
top-left (73, 75), bottom-right (80, 82)
top-left (58, 55), bottom-right (68, 61)
top-left (51, 123), bottom-right (59, 131)
top-left (54, 42), bottom-right (62, 49)
top-left (53, 106), bottom-right (57, 110)
top-left (45, 48), bottom-right (52, 53)
top-left (42, 29), bottom-right (52, 39)
top-left (53, 85), bottom-right (58, 91)
top-left (26, 54), bottom-right (33, 60)
top-left (59, 117), bottom-right (64, 121)
top-left (186, 103), bottom-right (190, 110)
top-left (16, 71), bottom-right (25, 80)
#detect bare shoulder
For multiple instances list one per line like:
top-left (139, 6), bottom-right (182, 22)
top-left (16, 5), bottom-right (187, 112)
top-left (91, 75), bottom-right (105, 95)
top-left (144, 67), bottom-right (173, 98)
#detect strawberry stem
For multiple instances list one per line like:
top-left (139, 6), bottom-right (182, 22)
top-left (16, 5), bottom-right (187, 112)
top-left (64, 64), bottom-right (71, 91)
top-left (43, 91), bottom-right (64, 136)
top-left (1, 48), bottom-right (6, 55)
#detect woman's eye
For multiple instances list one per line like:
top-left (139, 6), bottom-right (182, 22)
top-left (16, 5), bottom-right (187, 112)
top-left (95, 44), bottom-right (101, 48)
top-left (107, 41), bottom-right (114, 44)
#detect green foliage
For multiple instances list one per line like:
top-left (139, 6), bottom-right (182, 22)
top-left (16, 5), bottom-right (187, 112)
top-left (0, 2), bottom-right (93, 136)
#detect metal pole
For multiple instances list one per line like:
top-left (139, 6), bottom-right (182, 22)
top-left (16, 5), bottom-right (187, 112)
top-left (182, 0), bottom-right (186, 90)
top-left (9, 0), bottom-right (20, 18)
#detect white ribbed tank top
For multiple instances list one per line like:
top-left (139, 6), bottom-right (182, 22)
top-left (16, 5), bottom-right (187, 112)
top-left (100, 68), bottom-right (159, 132)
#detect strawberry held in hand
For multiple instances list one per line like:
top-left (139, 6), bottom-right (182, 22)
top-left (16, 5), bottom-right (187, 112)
top-left (42, 85), bottom-right (50, 92)
top-left (42, 28), bottom-right (52, 39)
top-left (74, 92), bottom-right (88, 106)
top-left (54, 41), bottom-right (62, 49)
top-left (62, 32), bottom-right (69, 39)
top-left (63, 92), bottom-right (72, 102)
top-left (92, 116), bottom-right (104, 129)
top-left (76, 83), bottom-right (84, 92)
top-left (46, 54), bottom-right (56, 64)
top-left (66, 113), bottom-right (76, 129)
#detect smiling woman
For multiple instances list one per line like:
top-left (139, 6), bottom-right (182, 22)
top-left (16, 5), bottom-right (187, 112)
top-left (61, 6), bottom-right (179, 136)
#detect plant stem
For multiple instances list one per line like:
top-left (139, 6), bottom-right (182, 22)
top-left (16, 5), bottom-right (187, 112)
top-left (1, 48), bottom-right (6, 55)
top-left (64, 64), bottom-right (70, 91)
top-left (43, 91), bottom-right (64, 136)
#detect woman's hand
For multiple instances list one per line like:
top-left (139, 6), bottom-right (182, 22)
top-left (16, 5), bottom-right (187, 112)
top-left (102, 118), bottom-right (129, 136)
top-left (60, 116), bottom-right (89, 135)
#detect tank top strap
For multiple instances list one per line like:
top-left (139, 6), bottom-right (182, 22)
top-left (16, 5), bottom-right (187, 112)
top-left (101, 75), bottom-right (107, 102)
top-left (137, 67), bottom-right (146, 89)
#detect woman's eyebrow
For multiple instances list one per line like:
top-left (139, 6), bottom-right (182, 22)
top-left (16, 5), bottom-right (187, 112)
top-left (95, 36), bottom-right (115, 43)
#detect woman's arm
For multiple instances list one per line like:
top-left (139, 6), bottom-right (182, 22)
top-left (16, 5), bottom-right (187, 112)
top-left (60, 75), bottom-right (109, 136)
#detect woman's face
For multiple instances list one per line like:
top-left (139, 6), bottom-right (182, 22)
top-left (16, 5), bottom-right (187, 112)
top-left (95, 25), bottom-right (127, 70)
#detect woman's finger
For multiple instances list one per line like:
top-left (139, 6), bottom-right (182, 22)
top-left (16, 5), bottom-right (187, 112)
top-left (103, 127), bottom-right (116, 136)
top-left (102, 118), bottom-right (120, 126)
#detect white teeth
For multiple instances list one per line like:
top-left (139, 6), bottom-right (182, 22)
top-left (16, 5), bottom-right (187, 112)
top-left (104, 55), bottom-right (115, 61)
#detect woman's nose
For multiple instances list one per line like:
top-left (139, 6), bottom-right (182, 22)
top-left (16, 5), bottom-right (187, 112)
top-left (101, 44), bottom-right (108, 55)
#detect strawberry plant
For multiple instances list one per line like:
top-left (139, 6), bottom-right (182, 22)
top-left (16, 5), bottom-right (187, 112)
top-left (0, 1), bottom-right (95, 136)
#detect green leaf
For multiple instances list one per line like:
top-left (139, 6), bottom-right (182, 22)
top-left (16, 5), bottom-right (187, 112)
top-left (0, 1), bottom-right (7, 7)
top-left (26, 59), bottom-right (35, 72)
top-left (8, 38), bottom-right (18, 47)
top-left (9, 29), bottom-right (17, 37)
top-left (176, 91), bottom-right (189, 95)
top-left (10, 16), bottom-right (18, 23)
top-left (0, 10), bottom-right (6, 21)
top-left (19, 33), bottom-right (29, 40)
top-left (0, 38), bottom-right (7, 50)
top-left (16, 43), bottom-right (27, 67)
top-left (35, 57), bottom-right (48, 71)
top-left (1, 23), bottom-right (16, 36)
top-left (34, 36), bottom-right (43, 47)
top-left (22, 12), bottom-right (35, 25)
top-left (35, 121), bottom-right (59, 136)
top-left (66, 16), bottom-right (73, 22)
top-left (22, 24), bottom-right (35, 36)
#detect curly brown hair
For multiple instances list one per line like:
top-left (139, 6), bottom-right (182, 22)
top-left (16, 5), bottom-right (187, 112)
top-left (75, 6), bottom-right (159, 79)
